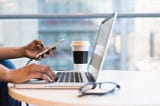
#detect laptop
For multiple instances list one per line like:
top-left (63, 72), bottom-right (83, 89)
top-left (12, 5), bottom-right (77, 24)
top-left (14, 12), bottom-right (117, 89)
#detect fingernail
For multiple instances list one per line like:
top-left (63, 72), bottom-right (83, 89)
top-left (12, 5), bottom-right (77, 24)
top-left (37, 44), bottom-right (41, 47)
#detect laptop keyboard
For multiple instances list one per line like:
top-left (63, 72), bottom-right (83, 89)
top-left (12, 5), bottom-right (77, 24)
top-left (56, 72), bottom-right (95, 83)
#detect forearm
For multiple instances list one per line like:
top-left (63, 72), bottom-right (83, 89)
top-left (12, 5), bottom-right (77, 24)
top-left (0, 47), bottom-right (25, 59)
top-left (0, 65), bottom-right (11, 82)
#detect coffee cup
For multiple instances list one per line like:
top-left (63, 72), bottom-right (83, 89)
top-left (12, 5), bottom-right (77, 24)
top-left (71, 41), bottom-right (90, 72)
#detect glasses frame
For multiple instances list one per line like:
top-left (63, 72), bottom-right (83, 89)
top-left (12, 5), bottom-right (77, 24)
top-left (79, 81), bottom-right (120, 97)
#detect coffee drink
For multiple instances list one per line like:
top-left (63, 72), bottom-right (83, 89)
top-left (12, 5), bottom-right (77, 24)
top-left (71, 41), bottom-right (90, 72)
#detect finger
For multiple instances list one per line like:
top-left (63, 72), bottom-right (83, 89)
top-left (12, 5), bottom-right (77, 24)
top-left (41, 74), bottom-right (50, 83)
top-left (43, 66), bottom-right (56, 81)
top-left (44, 48), bottom-right (56, 56)
top-left (46, 50), bottom-right (50, 55)
top-left (45, 68), bottom-right (56, 81)
top-left (42, 48), bottom-right (54, 57)
top-left (48, 48), bottom-right (55, 54)
top-left (34, 55), bottom-right (43, 60)
top-left (32, 73), bottom-right (49, 83)
top-left (30, 64), bottom-right (56, 80)
top-left (35, 49), bottom-right (53, 60)
top-left (36, 65), bottom-right (56, 81)
top-left (42, 54), bottom-right (49, 58)
top-left (36, 44), bottom-right (44, 49)
top-left (34, 54), bottom-right (47, 60)
top-left (34, 40), bottom-right (44, 49)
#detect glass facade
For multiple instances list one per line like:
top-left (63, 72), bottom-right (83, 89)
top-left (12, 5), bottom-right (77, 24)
top-left (38, 0), bottom-right (133, 70)
top-left (0, 0), bottom-right (160, 71)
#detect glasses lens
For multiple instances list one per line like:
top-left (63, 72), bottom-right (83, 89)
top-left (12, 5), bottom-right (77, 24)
top-left (99, 82), bottom-right (117, 90)
top-left (83, 83), bottom-right (115, 94)
top-left (82, 83), bottom-right (95, 91)
top-left (79, 82), bottom-right (120, 96)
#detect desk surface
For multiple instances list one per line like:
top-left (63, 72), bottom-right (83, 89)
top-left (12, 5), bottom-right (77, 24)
top-left (9, 70), bottom-right (160, 106)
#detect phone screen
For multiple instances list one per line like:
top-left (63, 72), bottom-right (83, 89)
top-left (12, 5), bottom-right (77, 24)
top-left (35, 39), bottom-right (65, 59)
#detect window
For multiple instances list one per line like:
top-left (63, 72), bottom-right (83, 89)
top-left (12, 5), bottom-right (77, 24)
top-left (0, 0), bottom-right (160, 71)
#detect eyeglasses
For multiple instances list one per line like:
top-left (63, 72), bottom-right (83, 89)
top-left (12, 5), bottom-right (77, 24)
top-left (78, 81), bottom-right (120, 97)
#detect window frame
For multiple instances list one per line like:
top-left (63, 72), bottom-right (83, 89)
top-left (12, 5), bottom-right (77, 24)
top-left (1, 13), bottom-right (159, 70)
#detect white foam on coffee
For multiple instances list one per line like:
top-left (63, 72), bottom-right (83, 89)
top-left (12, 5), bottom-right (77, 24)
top-left (71, 41), bottom-right (90, 51)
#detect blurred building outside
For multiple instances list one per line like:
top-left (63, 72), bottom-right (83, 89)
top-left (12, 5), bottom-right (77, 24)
top-left (0, 0), bottom-right (160, 71)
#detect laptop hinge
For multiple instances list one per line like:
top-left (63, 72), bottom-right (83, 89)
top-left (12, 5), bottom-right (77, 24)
top-left (85, 72), bottom-right (95, 82)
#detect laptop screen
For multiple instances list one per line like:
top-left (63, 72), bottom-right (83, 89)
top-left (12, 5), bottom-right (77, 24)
top-left (88, 13), bottom-right (117, 80)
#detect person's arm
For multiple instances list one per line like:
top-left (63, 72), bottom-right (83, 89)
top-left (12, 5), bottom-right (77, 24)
top-left (0, 64), bottom-right (10, 82)
top-left (0, 39), bottom-right (56, 83)
top-left (0, 40), bottom-right (45, 60)
top-left (0, 47), bottom-right (25, 60)
top-left (0, 63), bottom-right (56, 83)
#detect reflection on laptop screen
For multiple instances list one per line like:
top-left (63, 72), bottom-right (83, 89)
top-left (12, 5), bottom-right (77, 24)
top-left (88, 13), bottom-right (117, 79)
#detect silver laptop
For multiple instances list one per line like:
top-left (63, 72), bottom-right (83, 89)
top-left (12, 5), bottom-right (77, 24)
top-left (14, 12), bottom-right (117, 89)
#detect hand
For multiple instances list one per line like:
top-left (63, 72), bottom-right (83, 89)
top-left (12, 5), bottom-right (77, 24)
top-left (23, 40), bottom-right (48, 60)
top-left (24, 40), bottom-right (54, 60)
top-left (7, 63), bottom-right (56, 84)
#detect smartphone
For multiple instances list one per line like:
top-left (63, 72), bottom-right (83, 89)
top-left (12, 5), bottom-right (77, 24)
top-left (34, 39), bottom-right (65, 59)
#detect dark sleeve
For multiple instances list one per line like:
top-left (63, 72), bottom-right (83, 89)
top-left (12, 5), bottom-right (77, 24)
top-left (0, 60), bottom-right (21, 106)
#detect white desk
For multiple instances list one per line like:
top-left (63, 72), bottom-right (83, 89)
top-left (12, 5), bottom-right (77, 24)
top-left (8, 70), bottom-right (160, 106)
